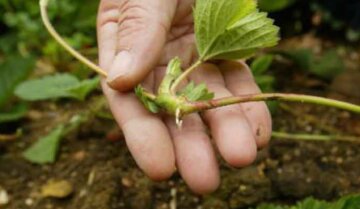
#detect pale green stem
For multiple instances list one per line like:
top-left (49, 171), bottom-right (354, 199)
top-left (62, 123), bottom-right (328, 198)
top-left (185, 93), bottom-right (360, 115)
top-left (143, 91), bottom-right (157, 100)
top-left (39, 0), bottom-right (108, 77)
top-left (272, 131), bottom-right (360, 143)
top-left (170, 60), bottom-right (203, 94)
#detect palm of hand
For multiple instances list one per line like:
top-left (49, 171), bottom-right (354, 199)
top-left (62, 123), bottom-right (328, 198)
top-left (97, 0), bottom-right (271, 194)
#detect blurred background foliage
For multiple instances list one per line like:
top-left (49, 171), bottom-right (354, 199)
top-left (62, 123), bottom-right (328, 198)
top-left (259, 0), bottom-right (360, 41)
top-left (0, 0), bottom-right (99, 123)
top-left (1, 0), bottom-right (359, 60)
top-left (0, 0), bottom-right (98, 59)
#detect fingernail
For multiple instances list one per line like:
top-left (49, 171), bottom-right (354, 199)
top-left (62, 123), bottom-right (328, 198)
top-left (107, 50), bottom-right (133, 83)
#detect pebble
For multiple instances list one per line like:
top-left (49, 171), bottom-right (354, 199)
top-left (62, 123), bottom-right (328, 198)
top-left (73, 151), bottom-right (86, 161)
top-left (0, 189), bottom-right (9, 205)
top-left (25, 198), bottom-right (34, 206)
top-left (41, 180), bottom-right (74, 198)
top-left (79, 188), bottom-right (87, 198)
top-left (336, 157), bottom-right (344, 164)
top-left (121, 177), bottom-right (133, 188)
top-left (239, 185), bottom-right (247, 192)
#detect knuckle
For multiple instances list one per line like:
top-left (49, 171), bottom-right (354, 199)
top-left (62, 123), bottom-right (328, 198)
top-left (97, 1), bottom-right (120, 27)
top-left (118, 1), bottom-right (169, 36)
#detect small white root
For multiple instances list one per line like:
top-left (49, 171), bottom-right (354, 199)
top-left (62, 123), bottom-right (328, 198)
top-left (170, 188), bottom-right (177, 209)
top-left (175, 108), bottom-right (183, 129)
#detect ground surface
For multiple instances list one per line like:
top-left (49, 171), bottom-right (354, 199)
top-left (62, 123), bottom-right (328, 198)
top-left (1, 35), bottom-right (360, 209)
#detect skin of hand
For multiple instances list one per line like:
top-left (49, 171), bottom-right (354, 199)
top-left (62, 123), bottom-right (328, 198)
top-left (97, 0), bottom-right (272, 194)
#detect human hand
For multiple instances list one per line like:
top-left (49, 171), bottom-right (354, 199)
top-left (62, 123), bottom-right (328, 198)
top-left (97, 0), bottom-right (272, 194)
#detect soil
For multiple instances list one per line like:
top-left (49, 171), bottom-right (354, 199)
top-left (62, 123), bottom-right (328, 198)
top-left (1, 36), bottom-right (360, 209)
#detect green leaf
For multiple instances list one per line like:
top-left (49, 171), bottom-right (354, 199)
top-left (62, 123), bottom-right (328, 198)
top-left (15, 74), bottom-right (78, 101)
top-left (251, 55), bottom-right (274, 75)
top-left (255, 194), bottom-right (360, 209)
top-left (135, 86), bottom-right (160, 113)
top-left (180, 82), bottom-right (215, 102)
top-left (0, 55), bottom-right (35, 108)
top-left (258, 0), bottom-right (296, 12)
top-left (256, 75), bottom-right (275, 92)
top-left (15, 74), bottom-right (99, 101)
top-left (194, 0), bottom-right (279, 61)
top-left (166, 57), bottom-right (183, 78)
top-left (277, 49), bottom-right (344, 80)
top-left (0, 103), bottom-right (28, 123)
top-left (23, 125), bottom-right (65, 164)
top-left (66, 76), bottom-right (100, 101)
top-left (250, 55), bottom-right (275, 92)
top-left (310, 50), bottom-right (344, 80)
top-left (158, 57), bottom-right (182, 95)
top-left (195, 0), bottom-right (256, 56)
top-left (277, 49), bottom-right (314, 70)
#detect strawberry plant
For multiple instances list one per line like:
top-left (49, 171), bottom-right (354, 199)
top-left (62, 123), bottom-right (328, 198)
top-left (39, 0), bottom-right (360, 127)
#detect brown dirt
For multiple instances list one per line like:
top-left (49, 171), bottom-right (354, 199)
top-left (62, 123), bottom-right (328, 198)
top-left (1, 106), bottom-right (360, 209)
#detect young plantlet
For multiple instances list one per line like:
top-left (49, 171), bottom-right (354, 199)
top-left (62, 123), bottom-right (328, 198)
top-left (40, 0), bottom-right (360, 127)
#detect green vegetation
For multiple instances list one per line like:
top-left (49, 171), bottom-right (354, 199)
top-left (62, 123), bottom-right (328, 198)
top-left (0, 0), bottom-right (99, 124)
top-left (277, 49), bottom-right (344, 80)
top-left (15, 74), bottom-right (100, 101)
top-left (258, 0), bottom-right (296, 12)
top-left (256, 194), bottom-right (360, 209)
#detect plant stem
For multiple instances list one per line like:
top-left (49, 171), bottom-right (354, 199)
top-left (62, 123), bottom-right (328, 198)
top-left (272, 131), bottom-right (360, 143)
top-left (39, 0), bottom-right (108, 77)
top-left (143, 92), bottom-right (157, 100)
top-left (170, 60), bottom-right (203, 94)
top-left (184, 93), bottom-right (360, 115)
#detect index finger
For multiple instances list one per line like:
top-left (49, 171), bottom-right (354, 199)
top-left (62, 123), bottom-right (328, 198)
top-left (97, 3), bottom-right (175, 180)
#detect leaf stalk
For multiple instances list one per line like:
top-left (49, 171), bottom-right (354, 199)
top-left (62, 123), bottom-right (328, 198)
top-left (170, 60), bottom-right (203, 94)
top-left (39, 0), bottom-right (108, 77)
top-left (183, 93), bottom-right (360, 115)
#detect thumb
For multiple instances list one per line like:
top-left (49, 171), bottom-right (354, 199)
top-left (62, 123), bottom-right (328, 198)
top-left (104, 0), bottom-right (177, 91)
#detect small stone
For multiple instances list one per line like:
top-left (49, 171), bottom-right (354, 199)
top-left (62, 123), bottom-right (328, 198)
top-left (336, 157), bottom-right (344, 164)
top-left (321, 157), bottom-right (329, 163)
top-left (239, 185), bottom-right (247, 192)
top-left (25, 198), bottom-right (34, 206)
top-left (73, 151), bottom-right (87, 161)
top-left (41, 180), bottom-right (73, 198)
top-left (79, 189), bottom-right (87, 198)
top-left (121, 177), bottom-right (133, 188)
top-left (0, 189), bottom-right (9, 205)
